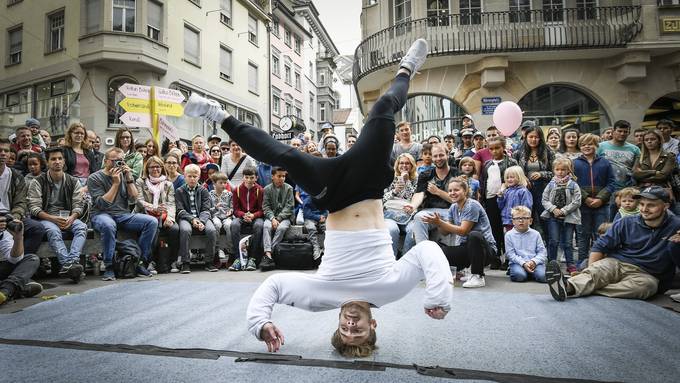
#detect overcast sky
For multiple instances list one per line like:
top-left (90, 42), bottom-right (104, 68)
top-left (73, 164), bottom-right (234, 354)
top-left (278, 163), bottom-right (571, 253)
top-left (314, 0), bottom-right (362, 56)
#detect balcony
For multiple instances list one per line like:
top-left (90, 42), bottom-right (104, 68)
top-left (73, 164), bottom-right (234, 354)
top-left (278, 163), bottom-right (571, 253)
top-left (78, 31), bottom-right (168, 73)
top-left (353, 6), bottom-right (642, 84)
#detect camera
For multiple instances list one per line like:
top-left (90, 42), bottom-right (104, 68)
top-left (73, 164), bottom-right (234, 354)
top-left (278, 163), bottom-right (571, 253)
top-left (0, 214), bottom-right (23, 232)
top-left (114, 159), bottom-right (125, 167)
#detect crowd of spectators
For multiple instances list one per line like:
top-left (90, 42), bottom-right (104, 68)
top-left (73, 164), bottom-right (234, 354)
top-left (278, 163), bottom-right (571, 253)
top-left (1, 116), bottom-right (680, 307)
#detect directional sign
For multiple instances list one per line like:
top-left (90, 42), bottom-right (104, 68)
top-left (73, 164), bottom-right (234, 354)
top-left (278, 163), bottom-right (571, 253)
top-left (155, 87), bottom-right (185, 103)
top-left (159, 117), bottom-right (179, 142)
top-left (155, 100), bottom-right (184, 116)
top-left (119, 83), bottom-right (151, 99)
top-left (119, 112), bottom-right (152, 128)
top-left (119, 98), bottom-right (150, 113)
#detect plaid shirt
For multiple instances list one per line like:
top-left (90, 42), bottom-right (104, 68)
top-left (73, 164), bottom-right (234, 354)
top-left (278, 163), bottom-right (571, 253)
top-left (187, 185), bottom-right (199, 216)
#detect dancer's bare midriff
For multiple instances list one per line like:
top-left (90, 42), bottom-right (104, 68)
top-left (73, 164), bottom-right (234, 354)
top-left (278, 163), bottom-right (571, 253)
top-left (326, 199), bottom-right (386, 231)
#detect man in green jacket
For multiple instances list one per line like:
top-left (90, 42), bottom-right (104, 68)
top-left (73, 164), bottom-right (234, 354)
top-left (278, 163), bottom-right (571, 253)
top-left (261, 167), bottom-right (294, 271)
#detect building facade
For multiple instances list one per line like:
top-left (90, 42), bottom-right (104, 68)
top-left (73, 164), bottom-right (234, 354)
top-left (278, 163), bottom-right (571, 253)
top-left (356, 0), bottom-right (680, 142)
top-left (270, 0), bottom-right (340, 140)
top-left (0, 0), bottom-right (271, 146)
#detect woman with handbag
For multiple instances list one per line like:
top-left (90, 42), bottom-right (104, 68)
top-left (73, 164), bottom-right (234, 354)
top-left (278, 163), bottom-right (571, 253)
top-left (383, 153), bottom-right (417, 257)
top-left (221, 139), bottom-right (256, 189)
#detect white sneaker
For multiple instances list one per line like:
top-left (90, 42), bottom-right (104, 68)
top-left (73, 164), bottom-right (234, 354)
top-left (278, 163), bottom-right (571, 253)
top-left (147, 261), bottom-right (158, 275)
top-left (670, 293), bottom-right (680, 303)
top-left (184, 93), bottom-right (228, 123)
top-left (217, 249), bottom-right (227, 260)
top-left (462, 274), bottom-right (485, 288)
top-left (398, 38), bottom-right (428, 78)
top-left (170, 262), bottom-right (180, 273)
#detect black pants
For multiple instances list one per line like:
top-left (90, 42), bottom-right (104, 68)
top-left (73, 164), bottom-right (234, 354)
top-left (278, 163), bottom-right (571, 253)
top-left (0, 253), bottom-right (39, 297)
top-left (440, 232), bottom-right (493, 276)
top-left (23, 217), bottom-right (46, 255)
top-left (484, 197), bottom-right (504, 258)
top-left (221, 73), bottom-right (411, 213)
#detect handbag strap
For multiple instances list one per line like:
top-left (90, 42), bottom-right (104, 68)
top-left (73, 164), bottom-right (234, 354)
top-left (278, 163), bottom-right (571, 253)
top-left (228, 156), bottom-right (247, 181)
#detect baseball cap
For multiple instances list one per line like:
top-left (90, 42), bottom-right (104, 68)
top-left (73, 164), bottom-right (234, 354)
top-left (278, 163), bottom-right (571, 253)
top-left (460, 128), bottom-right (474, 136)
top-left (205, 163), bottom-right (220, 172)
top-left (633, 186), bottom-right (671, 203)
top-left (26, 118), bottom-right (40, 127)
top-left (208, 134), bottom-right (222, 143)
top-left (462, 114), bottom-right (474, 122)
top-left (473, 131), bottom-right (484, 138)
top-left (520, 120), bottom-right (536, 130)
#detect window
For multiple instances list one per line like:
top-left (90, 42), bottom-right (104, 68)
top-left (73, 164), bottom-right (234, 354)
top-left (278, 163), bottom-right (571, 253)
top-left (509, 0), bottom-right (531, 23)
top-left (248, 62), bottom-right (258, 94)
top-left (45, 10), bottom-right (65, 53)
top-left (271, 18), bottom-right (279, 37)
top-left (272, 88), bottom-right (281, 115)
top-left (319, 72), bottom-right (325, 86)
top-left (6, 92), bottom-right (20, 107)
top-left (147, 0), bottom-right (162, 41)
top-left (427, 0), bottom-right (449, 27)
top-left (294, 71), bottom-right (301, 90)
top-left (309, 62), bottom-right (314, 78)
top-left (294, 35), bottom-right (301, 54)
top-left (108, 76), bottom-right (137, 126)
top-left (659, 0), bottom-right (680, 4)
top-left (184, 24), bottom-right (200, 65)
top-left (220, 0), bottom-right (232, 26)
top-left (272, 49), bottom-right (280, 77)
top-left (394, 0), bottom-right (411, 34)
top-left (542, 0), bottom-right (564, 23)
top-left (309, 92), bottom-right (314, 115)
top-left (459, 0), bottom-right (481, 25)
top-left (51, 80), bottom-right (66, 96)
top-left (295, 106), bottom-right (302, 119)
top-left (576, 0), bottom-right (597, 20)
top-left (284, 27), bottom-right (291, 46)
top-left (113, 0), bottom-right (135, 32)
top-left (284, 64), bottom-right (291, 85)
top-left (219, 45), bottom-right (232, 81)
top-left (285, 102), bottom-right (292, 116)
top-left (320, 104), bottom-right (326, 122)
top-left (85, 0), bottom-right (101, 34)
top-left (248, 14), bottom-right (258, 45)
top-left (8, 26), bottom-right (22, 65)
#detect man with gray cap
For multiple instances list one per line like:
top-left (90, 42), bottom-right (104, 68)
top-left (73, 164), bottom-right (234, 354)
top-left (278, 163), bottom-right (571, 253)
top-left (546, 186), bottom-right (680, 301)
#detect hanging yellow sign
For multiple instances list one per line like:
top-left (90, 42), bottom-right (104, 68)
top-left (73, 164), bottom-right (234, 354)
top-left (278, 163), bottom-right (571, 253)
top-left (119, 98), bottom-right (183, 116)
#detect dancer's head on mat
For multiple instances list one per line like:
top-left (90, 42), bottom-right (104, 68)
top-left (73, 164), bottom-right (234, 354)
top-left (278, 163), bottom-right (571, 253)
top-left (331, 301), bottom-right (377, 358)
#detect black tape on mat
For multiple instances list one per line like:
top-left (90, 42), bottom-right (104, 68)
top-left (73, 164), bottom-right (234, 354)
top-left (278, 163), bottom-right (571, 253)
top-left (0, 338), bottom-right (621, 383)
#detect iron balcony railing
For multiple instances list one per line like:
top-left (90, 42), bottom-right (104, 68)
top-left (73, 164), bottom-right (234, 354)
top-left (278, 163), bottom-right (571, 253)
top-left (353, 6), bottom-right (642, 83)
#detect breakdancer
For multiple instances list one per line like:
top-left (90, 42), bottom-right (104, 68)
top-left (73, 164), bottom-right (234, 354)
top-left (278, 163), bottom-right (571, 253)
top-left (185, 39), bottom-right (452, 358)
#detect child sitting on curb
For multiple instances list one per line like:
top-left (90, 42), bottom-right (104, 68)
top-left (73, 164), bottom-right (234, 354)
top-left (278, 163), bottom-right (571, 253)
top-left (504, 206), bottom-right (547, 283)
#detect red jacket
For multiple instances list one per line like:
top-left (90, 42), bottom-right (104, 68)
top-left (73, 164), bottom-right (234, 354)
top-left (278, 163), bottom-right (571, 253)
top-left (233, 183), bottom-right (264, 219)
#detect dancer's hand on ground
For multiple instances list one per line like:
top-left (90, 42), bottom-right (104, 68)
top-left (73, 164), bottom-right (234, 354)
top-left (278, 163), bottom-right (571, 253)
top-left (424, 307), bottom-right (448, 320)
top-left (261, 322), bottom-right (285, 352)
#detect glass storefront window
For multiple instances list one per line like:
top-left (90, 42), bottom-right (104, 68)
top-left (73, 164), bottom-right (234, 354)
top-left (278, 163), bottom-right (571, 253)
top-left (395, 94), bottom-right (467, 143)
top-left (518, 84), bottom-right (610, 134)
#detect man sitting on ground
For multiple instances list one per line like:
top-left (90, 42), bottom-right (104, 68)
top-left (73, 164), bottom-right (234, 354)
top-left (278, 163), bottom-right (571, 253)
top-left (88, 147), bottom-right (159, 281)
top-left (547, 186), bottom-right (680, 301)
top-left (27, 147), bottom-right (86, 282)
top-left (0, 216), bottom-right (42, 305)
top-left (262, 167), bottom-right (294, 271)
top-left (175, 164), bottom-right (218, 274)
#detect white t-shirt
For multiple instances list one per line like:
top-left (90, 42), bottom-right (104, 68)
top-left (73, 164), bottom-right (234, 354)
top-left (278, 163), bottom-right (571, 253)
top-left (485, 160), bottom-right (502, 199)
top-left (222, 154), bottom-right (256, 189)
top-left (246, 229), bottom-right (453, 340)
top-left (0, 166), bottom-right (12, 214)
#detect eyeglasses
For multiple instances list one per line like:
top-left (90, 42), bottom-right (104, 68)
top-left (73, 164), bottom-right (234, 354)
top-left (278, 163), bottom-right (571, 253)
top-left (211, 150), bottom-right (221, 153)
top-left (148, 165), bottom-right (162, 170)
top-left (512, 217), bottom-right (531, 221)
top-left (120, 136), bottom-right (132, 140)
top-left (165, 161), bottom-right (178, 165)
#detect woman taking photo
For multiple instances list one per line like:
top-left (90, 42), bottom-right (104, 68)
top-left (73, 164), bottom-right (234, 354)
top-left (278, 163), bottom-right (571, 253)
top-left (557, 128), bottom-right (581, 161)
top-left (512, 126), bottom-right (554, 235)
top-left (383, 153), bottom-right (418, 257)
top-left (136, 156), bottom-right (179, 274)
top-left (181, 134), bottom-right (213, 182)
top-left (113, 127), bottom-right (144, 179)
top-left (422, 178), bottom-right (497, 288)
top-left (62, 122), bottom-right (98, 183)
top-left (164, 153), bottom-right (185, 190)
top-left (221, 139), bottom-right (256, 189)
top-left (633, 129), bottom-right (677, 188)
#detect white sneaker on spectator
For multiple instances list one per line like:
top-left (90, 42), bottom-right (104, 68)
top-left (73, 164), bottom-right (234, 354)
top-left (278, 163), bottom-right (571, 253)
top-left (147, 261), bottom-right (158, 275)
top-left (398, 38), bottom-right (428, 78)
top-left (217, 249), bottom-right (227, 260)
top-left (462, 274), bottom-right (485, 288)
top-left (170, 262), bottom-right (180, 273)
top-left (184, 93), bottom-right (228, 123)
top-left (459, 267), bottom-right (471, 282)
top-left (670, 293), bottom-right (680, 303)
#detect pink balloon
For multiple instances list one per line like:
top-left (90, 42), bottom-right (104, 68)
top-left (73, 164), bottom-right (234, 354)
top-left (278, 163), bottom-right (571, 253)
top-left (492, 101), bottom-right (523, 137)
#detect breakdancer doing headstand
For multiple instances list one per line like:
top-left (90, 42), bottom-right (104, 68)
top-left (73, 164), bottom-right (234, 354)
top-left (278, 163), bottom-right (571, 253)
top-left (185, 39), bottom-right (453, 358)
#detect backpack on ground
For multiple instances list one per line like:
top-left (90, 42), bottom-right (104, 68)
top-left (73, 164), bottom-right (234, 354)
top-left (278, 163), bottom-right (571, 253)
top-left (274, 240), bottom-right (319, 270)
top-left (114, 239), bottom-right (141, 278)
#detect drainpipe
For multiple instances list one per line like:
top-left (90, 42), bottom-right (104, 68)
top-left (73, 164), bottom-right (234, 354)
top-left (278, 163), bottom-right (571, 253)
top-left (267, 21), bottom-right (272, 135)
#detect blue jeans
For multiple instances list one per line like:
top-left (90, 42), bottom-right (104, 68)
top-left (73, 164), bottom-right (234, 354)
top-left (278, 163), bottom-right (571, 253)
top-left (385, 218), bottom-right (405, 257)
top-left (403, 208), bottom-right (449, 254)
top-left (577, 205), bottom-right (608, 262)
top-left (509, 262), bottom-right (546, 283)
top-left (91, 213), bottom-right (159, 265)
top-left (546, 218), bottom-right (575, 265)
top-left (40, 219), bottom-right (87, 266)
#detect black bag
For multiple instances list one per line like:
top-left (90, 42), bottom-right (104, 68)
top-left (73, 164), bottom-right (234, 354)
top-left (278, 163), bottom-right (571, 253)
top-left (273, 241), bottom-right (319, 270)
top-left (114, 239), bottom-right (141, 278)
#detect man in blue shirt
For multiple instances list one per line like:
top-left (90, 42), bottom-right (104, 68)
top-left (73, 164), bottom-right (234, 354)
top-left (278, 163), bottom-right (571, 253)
top-left (547, 186), bottom-right (680, 301)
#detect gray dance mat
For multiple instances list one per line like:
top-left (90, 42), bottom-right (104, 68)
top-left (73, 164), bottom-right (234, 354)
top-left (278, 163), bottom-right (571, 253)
top-left (1, 280), bottom-right (678, 382)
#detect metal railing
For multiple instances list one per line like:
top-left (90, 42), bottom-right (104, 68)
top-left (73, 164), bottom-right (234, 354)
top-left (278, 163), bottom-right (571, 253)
top-left (353, 6), bottom-right (642, 83)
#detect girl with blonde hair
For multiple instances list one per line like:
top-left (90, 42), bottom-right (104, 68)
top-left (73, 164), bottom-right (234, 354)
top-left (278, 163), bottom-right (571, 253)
top-left (497, 166), bottom-right (533, 230)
